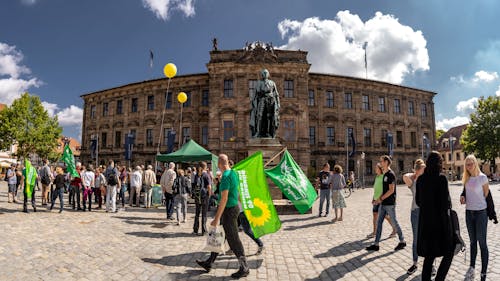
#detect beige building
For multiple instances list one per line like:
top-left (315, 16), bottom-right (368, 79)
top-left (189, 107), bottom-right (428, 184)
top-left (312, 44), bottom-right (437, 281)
top-left (80, 43), bottom-right (436, 183)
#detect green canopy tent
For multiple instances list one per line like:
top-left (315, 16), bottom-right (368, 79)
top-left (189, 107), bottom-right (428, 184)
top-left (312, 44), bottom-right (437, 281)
top-left (156, 139), bottom-right (218, 176)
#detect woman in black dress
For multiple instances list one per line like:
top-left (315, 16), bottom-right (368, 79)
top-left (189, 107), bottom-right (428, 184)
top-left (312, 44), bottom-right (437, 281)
top-left (416, 151), bottom-right (454, 281)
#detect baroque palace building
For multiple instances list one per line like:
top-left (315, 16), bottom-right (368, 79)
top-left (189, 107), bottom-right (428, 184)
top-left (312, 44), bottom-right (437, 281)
top-left (80, 42), bottom-right (436, 182)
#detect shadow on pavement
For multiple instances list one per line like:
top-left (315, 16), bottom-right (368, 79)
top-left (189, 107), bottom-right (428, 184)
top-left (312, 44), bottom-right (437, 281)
top-left (284, 220), bottom-right (332, 231)
top-left (125, 231), bottom-right (194, 239)
top-left (111, 216), bottom-right (165, 220)
top-left (306, 251), bottom-right (393, 280)
top-left (279, 215), bottom-right (317, 223)
top-left (395, 272), bottom-right (421, 281)
top-left (314, 238), bottom-right (370, 258)
top-left (0, 207), bottom-right (18, 214)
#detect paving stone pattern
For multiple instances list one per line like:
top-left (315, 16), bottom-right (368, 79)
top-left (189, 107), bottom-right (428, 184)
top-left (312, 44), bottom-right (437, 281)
top-left (0, 181), bottom-right (499, 280)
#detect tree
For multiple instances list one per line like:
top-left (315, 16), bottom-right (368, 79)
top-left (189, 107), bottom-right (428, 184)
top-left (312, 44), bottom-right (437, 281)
top-left (461, 96), bottom-right (500, 172)
top-left (0, 93), bottom-right (62, 160)
top-left (436, 129), bottom-right (445, 140)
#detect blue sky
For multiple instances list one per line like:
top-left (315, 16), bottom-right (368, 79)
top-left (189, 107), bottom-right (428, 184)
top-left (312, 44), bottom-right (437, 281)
top-left (1, 0), bottom-right (500, 141)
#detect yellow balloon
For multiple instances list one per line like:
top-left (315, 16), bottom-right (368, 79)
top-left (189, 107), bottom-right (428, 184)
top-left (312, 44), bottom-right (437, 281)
top-left (163, 63), bottom-right (177, 78)
top-left (177, 92), bottom-right (187, 103)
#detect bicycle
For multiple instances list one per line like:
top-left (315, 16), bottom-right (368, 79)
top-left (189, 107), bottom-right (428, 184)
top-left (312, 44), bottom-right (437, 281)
top-left (343, 184), bottom-right (352, 198)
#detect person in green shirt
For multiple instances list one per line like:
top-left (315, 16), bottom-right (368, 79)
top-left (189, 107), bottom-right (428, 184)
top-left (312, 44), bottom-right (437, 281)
top-left (196, 154), bottom-right (249, 279)
top-left (366, 163), bottom-right (396, 238)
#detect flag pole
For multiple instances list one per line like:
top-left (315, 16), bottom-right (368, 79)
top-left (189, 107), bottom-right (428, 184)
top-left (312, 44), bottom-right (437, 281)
top-left (264, 147), bottom-right (288, 168)
top-left (346, 128), bottom-right (349, 177)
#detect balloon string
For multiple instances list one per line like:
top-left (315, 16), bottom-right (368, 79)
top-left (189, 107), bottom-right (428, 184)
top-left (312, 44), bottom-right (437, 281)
top-left (157, 78), bottom-right (172, 155)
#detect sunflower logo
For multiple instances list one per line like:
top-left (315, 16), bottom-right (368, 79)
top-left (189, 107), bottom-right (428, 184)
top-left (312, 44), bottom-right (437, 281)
top-left (244, 198), bottom-right (271, 227)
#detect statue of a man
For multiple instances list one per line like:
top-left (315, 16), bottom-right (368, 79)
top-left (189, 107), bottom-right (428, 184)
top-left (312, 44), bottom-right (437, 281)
top-left (250, 69), bottom-right (280, 138)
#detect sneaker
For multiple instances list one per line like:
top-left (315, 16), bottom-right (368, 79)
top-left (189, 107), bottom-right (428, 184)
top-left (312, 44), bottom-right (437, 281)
top-left (196, 259), bottom-right (211, 273)
top-left (407, 264), bottom-right (417, 275)
top-left (366, 244), bottom-right (379, 251)
top-left (431, 265), bottom-right (437, 277)
top-left (394, 242), bottom-right (406, 251)
top-left (256, 246), bottom-right (264, 255)
top-left (464, 266), bottom-right (475, 281)
top-left (231, 267), bottom-right (250, 279)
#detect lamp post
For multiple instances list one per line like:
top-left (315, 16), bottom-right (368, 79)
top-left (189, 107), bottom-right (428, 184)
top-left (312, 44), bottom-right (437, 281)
top-left (449, 135), bottom-right (456, 181)
top-left (177, 92), bottom-right (188, 150)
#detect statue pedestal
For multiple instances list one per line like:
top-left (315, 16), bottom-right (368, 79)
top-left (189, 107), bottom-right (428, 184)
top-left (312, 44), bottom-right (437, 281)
top-left (247, 138), bottom-right (312, 215)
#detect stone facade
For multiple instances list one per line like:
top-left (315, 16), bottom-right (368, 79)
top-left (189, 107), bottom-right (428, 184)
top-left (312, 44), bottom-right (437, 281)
top-left (80, 43), bottom-right (436, 183)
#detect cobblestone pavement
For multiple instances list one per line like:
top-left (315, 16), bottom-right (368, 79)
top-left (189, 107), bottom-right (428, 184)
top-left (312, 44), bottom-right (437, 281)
top-left (1, 181), bottom-right (499, 281)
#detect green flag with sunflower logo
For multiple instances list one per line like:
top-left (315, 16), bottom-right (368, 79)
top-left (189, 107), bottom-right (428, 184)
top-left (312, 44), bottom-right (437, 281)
top-left (233, 151), bottom-right (281, 239)
top-left (264, 150), bottom-right (317, 214)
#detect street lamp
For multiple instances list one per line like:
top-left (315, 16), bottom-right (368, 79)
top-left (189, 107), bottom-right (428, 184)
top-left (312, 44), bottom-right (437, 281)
top-left (177, 92), bottom-right (188, 149)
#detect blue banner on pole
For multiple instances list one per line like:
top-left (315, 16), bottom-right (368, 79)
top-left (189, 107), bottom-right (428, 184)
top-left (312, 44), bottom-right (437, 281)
top-left (387, 132), bottom-right (393, 157)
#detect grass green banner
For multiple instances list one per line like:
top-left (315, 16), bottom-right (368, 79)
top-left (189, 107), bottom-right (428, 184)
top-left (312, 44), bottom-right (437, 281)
top-left (24, 159), bottom-right (37, 198)
top-left (233, 151), bottom-right (281, 239)
top-left (61, 144), bottom-right (79, 178)
top-left (265, 150), bottom-right (317, 214)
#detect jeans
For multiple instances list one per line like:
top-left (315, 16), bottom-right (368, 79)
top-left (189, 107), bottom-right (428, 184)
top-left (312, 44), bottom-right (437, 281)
top-left (106, 185), bottom-right (117, 212)
top-left (93, 187), bottom-right (102, 208)
top-left (118, 183), bottom-right (126, 207)
top-left (164, 192), bottom-right (174, 218)
top-left (70, 184), bottom-right (81, 209)
top-left (318, 189), bottom-right (331, 216)
top-left (466, 209), bottom-right (489, 275)
top-left (144, 185), bottom-right (153, 208)
top-left (238, 212), bottom-right (263, 247)
top-left (175, 193), bottom-right (188, 222)
top-left (193, 197), bottom-right (209, 234)
top-left (410, 208), bottom-right (419, 262)
top-left (50, 188), bottom-right (64, 211)
top-left (23, 189), bottom-right (36, 211)
top-left (375, 204), bottom-right (404, 244)
top-left (422, 253), bottom-right (454, 281)
top-left (82, 187), bottom-right (93, 211)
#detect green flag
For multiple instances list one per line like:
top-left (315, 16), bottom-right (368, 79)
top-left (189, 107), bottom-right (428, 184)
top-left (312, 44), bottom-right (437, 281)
top-left (24, 159), bottom-right (37, 198)
top-left (233, 151), bottom-right (281, 238)
top-left (265, 150), bottom-right (317, 214)
top-left (61, 144), bottom-right (79, 178)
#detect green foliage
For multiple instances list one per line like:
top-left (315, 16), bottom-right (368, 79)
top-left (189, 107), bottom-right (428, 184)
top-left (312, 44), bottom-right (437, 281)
top-left (436, 129), bottom-right (445, 140)
top-left (461, 96), bottom-right (500, 166)
top-left (0, 93), bottom-right (62, 159)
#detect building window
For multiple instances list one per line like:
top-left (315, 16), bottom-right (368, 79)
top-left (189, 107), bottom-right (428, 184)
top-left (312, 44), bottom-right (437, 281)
top-left (421, 103), bottom-right (427, 117)
top-left (223, 121), bottom-right (234, 141)
top-left (284, 80), bottom-right (294, 98)
top-left (163, 128), bottom-right (172, 145)
top-left (411, 132), bottom-right (417, 148)
top-left (366, 160), bottom-right (373, 175)
top-left (381, 129), bottom-right (387, 147)
top-left (347, 127), bottom-right (354, 146)
top-left (201, 126), bottom-right (208, 145)
top-left (116, 100), bottom-right (123, 115)
top-left (326, 127), bottom-right (335, 145)
top-left (115, 131), bottom-right (121, 148)
top-left (394, 99), bottom-right (401, 114)
top-left (326, 91), bottom-right (334, 108)
top-left (310, 160), bottom-right (317, 169)
top-left (90, 105), bottom-right (96, 119)
top-left (378, 97), bottom-right (385, 112)
top-left (131, 98), bottom-right (138, 112)
top-left (102, 102), bottom-right (108, 116)
top-left (309, 126), bottom-right (316, 145)
top-left (182, 92), bottom-right (191, 107)
top-left (398, 160), bottom-right (404, 172)
top-left (147, 95), bottom-right (154, 110)
top-left (408, 101), bottom-right (414, 116)
top-left (146, 129), bottom-right (153, 146)
top-left (165, 92), bottom-right (172, 109)
top-left (364, 128), bottom-right (371, 147)
top-left (283, 120), bottom-right (296, 142)
top-left (344, 93), bottom-right (353, 109)
top-left (396, 131), bottom-right (403, 147)
top-left (202, 90), bottom-right (209, 106)
top-left (362, 95), bottom-right (370, 110)
top-left (448, 153), bottom-right (452, 161)
top-left (308, 90), bottom-right (315, 106)
top-left (130, 129), bottom-right (136, 140)
top-left (456, 152), bottom-right (461, 161)
top-left (182, 127), bottom-right (191, 144)
top-left (224, 79), bottom-right (233, 98)
top-left (101, 132), bottom-right (107, 148)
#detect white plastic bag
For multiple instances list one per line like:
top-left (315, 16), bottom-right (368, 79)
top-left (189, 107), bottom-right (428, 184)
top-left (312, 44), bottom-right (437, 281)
top-left (203, 225), bottom-right (226, 253)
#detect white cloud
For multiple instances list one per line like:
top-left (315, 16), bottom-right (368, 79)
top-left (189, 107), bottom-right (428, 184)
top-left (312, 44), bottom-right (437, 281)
top-left (141, 0), bottom-right (195, 21)
top-left (57, 105), bottom-right (83, 126)
top-left (0, 42), bottom-right (43, 104)
top-left (41, 101), bottom-right (59, 117)
top-left (456, 97), bottom-right (479, 113)
top-left (278, 11), bottom-right (429, 84)
top-left (20, 0), bottom-right (37, 6)
top-left (496, 85), bottom-right (500, 96)
top-left (436, 116), bottom-right (470, 131)
top-left (472, 70), bottom-right (498, 82)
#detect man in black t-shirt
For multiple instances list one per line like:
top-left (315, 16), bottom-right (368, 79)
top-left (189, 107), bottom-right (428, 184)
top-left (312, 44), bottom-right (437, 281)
top-left (366, 155), bottom-right (406, 251)
top-left (317, 163), bottom-right (331, 217)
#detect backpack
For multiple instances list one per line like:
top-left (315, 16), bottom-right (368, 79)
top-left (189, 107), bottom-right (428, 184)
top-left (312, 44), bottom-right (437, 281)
top-left (41, 167), bottom-right (51, 185)
top-left (4, 170), bottom-right (9, 181)
top-left (192, 174), bottom-right (207, 203)
top-left (107, 169), bottom-right (118, 186)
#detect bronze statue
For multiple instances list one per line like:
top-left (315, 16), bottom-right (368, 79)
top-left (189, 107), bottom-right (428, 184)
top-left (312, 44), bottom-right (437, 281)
top-left (250, 69), bottom-right (280, 138)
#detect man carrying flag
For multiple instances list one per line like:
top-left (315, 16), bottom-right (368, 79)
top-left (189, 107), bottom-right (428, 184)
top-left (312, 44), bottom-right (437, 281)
top-left (196, 154), bottom-right (250, 279)
top-left (21, 159), bottom-right (38, 213)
